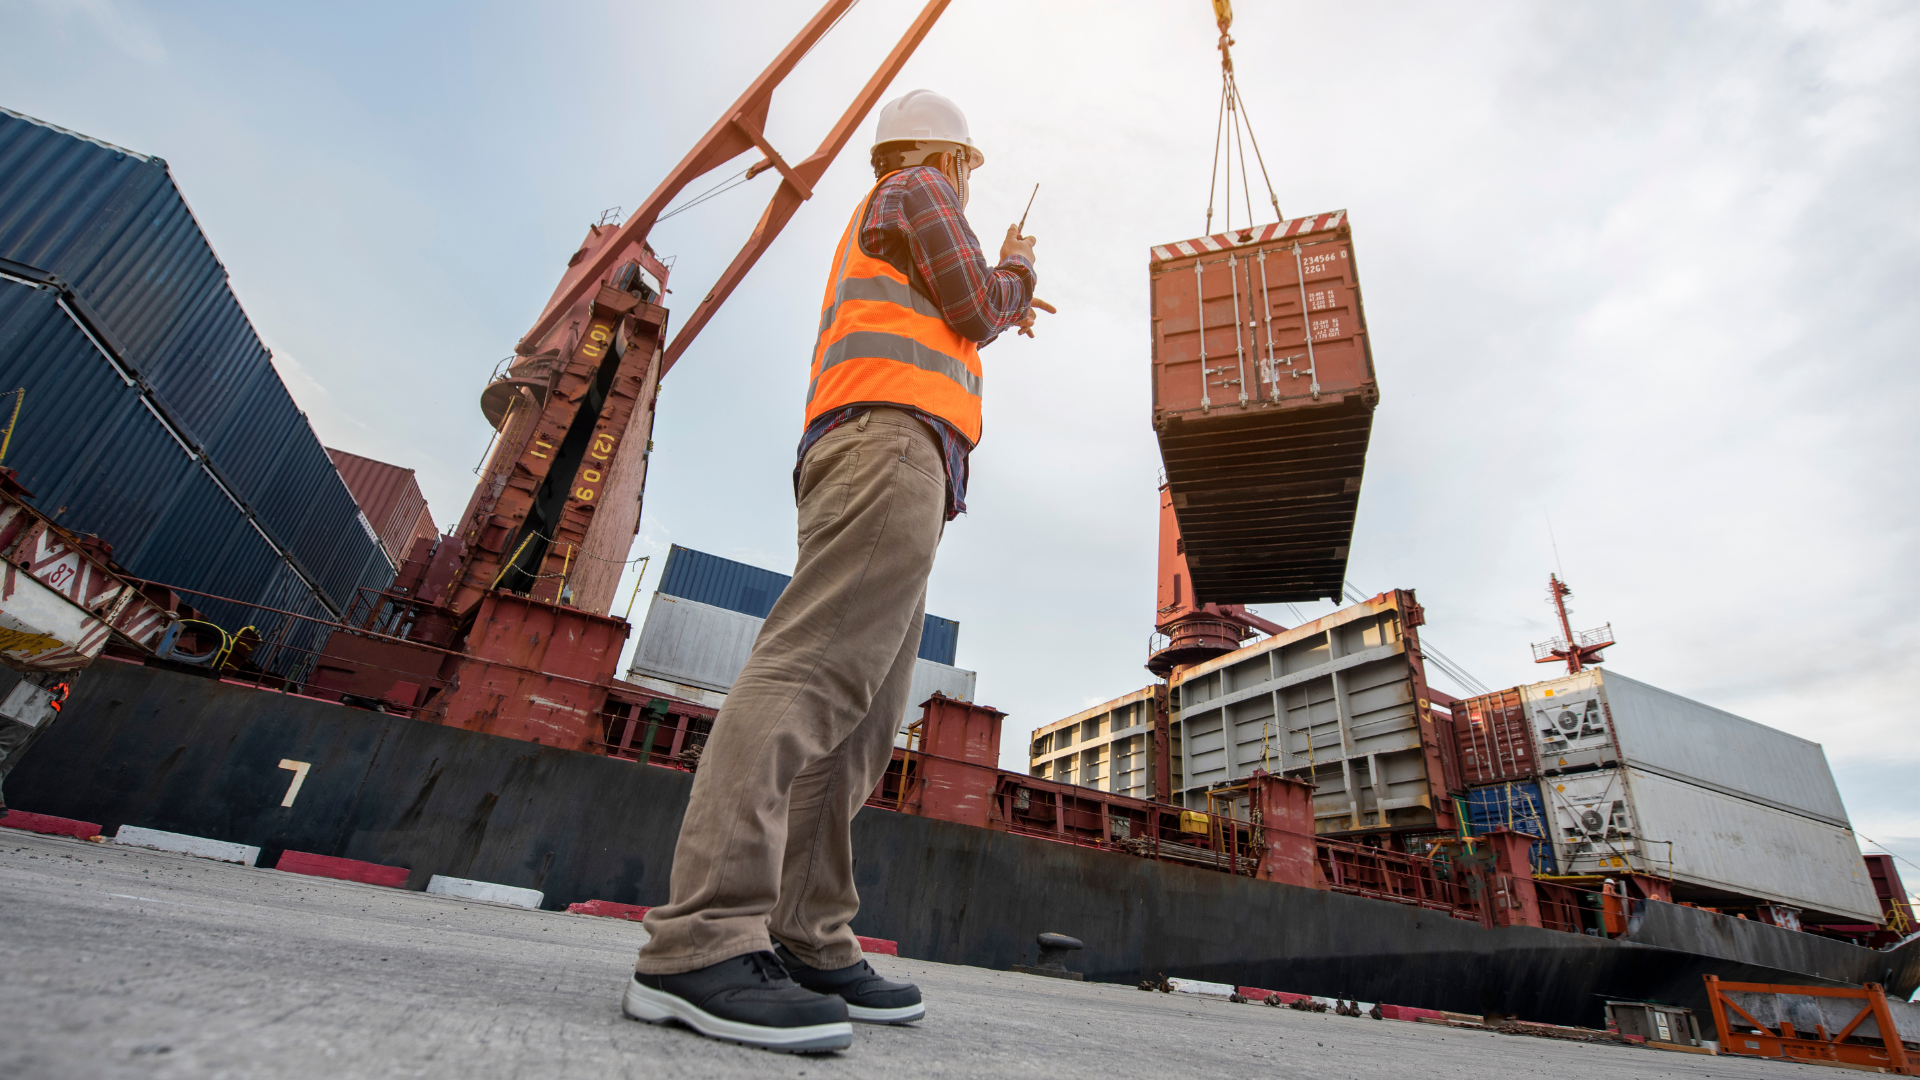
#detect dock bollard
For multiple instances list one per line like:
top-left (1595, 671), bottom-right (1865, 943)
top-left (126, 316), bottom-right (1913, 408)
top-left (1011, 932), bottom-right (1085, 981)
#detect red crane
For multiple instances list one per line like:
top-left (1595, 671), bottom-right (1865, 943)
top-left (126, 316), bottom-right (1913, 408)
top-left (1147, 483), bottom-right (1284, 677)
top-left (305, 1), bottom-right (954, 751)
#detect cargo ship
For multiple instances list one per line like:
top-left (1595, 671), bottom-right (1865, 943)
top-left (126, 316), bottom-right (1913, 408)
top-left (3, 82), bottom-right (1917, 1041)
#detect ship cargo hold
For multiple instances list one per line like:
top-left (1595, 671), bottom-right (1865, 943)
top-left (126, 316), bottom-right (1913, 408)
top-left (1453, 686), bottom-right (1535, 784)
top-left (1148, 211), bottom-right (1376, 604)
top-left (327, 448), bottom-right (436, 567)
top-left (1542, 765), bottom-right (1881, 922)
top-left (0, 107), bottom-right (392, 664)
top-left (1029, 685), bottom-right (1173, 800)
top-left (627, 546), bottom-right (974, 735)
top-left (1168, 589), bottom-right (1459, 833)
top-left (1524, 669), bottom-right (1851, 828)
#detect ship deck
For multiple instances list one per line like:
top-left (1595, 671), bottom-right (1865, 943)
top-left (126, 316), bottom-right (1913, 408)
top-left (2, 829), bottom-right (1838, 1080)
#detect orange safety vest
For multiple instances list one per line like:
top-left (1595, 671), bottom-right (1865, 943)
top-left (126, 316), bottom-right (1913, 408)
top-left (807, 177), bottom-right (984, 445)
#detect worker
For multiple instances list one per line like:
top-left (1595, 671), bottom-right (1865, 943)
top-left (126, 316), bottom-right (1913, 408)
top-left (621, 89), bottom-right (1047, 1053)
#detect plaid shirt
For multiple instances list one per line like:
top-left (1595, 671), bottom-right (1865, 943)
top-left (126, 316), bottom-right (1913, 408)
top-left (796, 167), bottom-right (1036, 519)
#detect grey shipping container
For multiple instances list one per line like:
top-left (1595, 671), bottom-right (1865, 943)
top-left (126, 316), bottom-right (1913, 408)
top-left (1541, 765), bottom-right (1880, 923)
top-left (655, 544), bottom-right (960, 665)
top-left (0, 106), bottom-right (391, 625)
top-left (1169, 590), bottom-right (1451, 832)
top-left (625, 592), bottom-right (976, 740)
top-left (1523, 669), bottom-right (1849, 828)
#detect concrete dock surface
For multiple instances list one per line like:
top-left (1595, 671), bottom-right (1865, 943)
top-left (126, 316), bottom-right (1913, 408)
top-left (1, 829), bottom-right (1851, 1079)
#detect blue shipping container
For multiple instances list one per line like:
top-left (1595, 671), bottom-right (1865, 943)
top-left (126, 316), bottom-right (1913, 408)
top-left (0, 279), bottom-right (331, 675)
top-left (1465, 781), bottom-right (1557, 874)
top-left (0, 106), bottom-right (392, 625)
top-left (656, 544), bottom-right (961, 666)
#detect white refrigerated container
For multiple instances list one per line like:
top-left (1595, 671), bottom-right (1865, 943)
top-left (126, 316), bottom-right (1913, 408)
top-left (1522, 669), bottom-right (1849, 828)
top-left (1541, 765), bottom-right (1880, 923)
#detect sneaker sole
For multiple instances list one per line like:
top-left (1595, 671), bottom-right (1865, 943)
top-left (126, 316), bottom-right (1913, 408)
top-left (622, 978), bottom-right (853, 1053)
top-left (848, 1001), bottom-right (925, 1025)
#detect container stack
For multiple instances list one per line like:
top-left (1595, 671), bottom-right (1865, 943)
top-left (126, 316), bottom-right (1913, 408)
top-left (1452, 687), bottom-right (1558, 872)
top-left (626, 545), bottom-right (973, 741)
top-left (327, 448), bottom-right (436, 568)
top-left (0, 107), bottom-right (395, 666)
top-left (1456, 669), bottom-right (1882, 924)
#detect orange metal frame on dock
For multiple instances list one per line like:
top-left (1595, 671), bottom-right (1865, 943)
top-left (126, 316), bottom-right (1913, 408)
top-left (1704, 975), bottom-right (1914, 1074)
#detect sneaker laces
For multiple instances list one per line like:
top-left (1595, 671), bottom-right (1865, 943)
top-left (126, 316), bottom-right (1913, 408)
top-left (745, 951), bottom-right (793, 985)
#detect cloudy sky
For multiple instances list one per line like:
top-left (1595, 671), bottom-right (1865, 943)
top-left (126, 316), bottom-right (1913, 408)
top-left (4, 1), bottom-right (1915, 875)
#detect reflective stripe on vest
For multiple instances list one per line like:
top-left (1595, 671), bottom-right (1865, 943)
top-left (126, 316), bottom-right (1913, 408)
top-left (807, 179), bottom-right (983, 445)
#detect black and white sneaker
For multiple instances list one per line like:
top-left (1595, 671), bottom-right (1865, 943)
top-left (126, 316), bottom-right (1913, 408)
top-left (623, 951), bottom-right (852, 1053)
top-left (774, 943), bottom-right (925, 1025)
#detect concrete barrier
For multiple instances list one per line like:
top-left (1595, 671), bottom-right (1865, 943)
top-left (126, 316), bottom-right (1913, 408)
top-left (113, 825), bottom-right (259, 866)
top-left (0, 810), bottom-right (101, 839)
top-left (426, 875), bottom-right (543, 909)
top-left (275, 850), bottom-right (409, 888)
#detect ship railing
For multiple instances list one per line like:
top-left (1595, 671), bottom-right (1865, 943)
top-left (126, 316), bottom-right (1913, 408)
top-left (1314, 837), bottom-right (1479, 918)
top-left (117, 581), bottom-right (457, 713)
top-left (1532, 878), bottom-right (1591, 934)
top-left (594, 689), bottom-right (717, 770)
top-left (854, 750), bottom-right (1262, 875)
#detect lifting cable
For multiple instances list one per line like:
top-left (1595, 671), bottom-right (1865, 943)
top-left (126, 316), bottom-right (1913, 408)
top-left (1343, 582), bottom-right (1493, 697)
top-left (1203, 0), bottom-right (1283, 234)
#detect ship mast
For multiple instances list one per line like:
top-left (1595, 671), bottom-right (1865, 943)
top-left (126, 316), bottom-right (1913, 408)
top-left (1531, 573), bottom-right (1615, 674)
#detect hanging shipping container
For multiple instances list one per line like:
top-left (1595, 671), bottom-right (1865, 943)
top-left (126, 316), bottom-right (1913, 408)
top-left (1523, 669), bottom-right (1850, 827)
top-left (0, 106), bottom-right (392, 629)
top-left (1149, 211), bottom-right (1376, 605)
top-left (1541, 765), bottom-right (1880, 923)
top-left (1169, 589), bottom-right (1457, 834)
top-left (1453, 686), bottom-right (1537, 784)
top-left (654, 543), bottom-right (960, 666)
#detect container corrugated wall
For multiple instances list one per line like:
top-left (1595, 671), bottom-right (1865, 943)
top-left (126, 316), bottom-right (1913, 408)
top-left (0, 107), bottom-right (392, 638)
top-left (1464, 781), bottom-right (1554, 873)
top-left (627, 592), bottom-right (975, 738)
top-left (1596, 670), bottom-right (1851, 828)
top-left (1541, 766), bottom-right (1880, 923)
top-left (327, 448), bottom-right (433, 566)
top-left (1453, 687), bottom-right (1536, 785)
top-left (1522, 669), bottom-right (1851, 828)
top-left (654, 544), bottom-right (959, 665)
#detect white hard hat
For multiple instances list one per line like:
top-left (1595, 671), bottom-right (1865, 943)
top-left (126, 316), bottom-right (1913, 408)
top-left (872, 90), bottom-right (984, 168)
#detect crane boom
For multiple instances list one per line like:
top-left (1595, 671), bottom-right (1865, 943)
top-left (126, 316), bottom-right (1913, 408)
top-left (515, 0), bottom-right (953, 374)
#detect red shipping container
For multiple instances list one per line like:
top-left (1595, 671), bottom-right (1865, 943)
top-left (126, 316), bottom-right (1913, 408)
top-left (328, 448), bottom-right (436, 567)
top-left (1453, 687), bottom-right (1537, 785)
top-left (1149, 211), bottom-right (1377, 604)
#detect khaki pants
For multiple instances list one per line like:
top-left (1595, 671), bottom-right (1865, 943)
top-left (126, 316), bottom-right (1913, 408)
top-left (636, 409), bottom-right (948, 974)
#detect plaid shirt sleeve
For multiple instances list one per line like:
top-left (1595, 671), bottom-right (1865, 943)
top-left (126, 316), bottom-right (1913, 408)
top-left (860, 167), bottom-right (1036, 345)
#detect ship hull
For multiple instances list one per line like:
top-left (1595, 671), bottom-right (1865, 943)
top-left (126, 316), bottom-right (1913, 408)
top-left (8, 659), bottom-right (1916, 1027)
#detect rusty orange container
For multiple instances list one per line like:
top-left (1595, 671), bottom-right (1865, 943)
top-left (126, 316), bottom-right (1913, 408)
top-left (1148, 210), bottom-right (1377, 604)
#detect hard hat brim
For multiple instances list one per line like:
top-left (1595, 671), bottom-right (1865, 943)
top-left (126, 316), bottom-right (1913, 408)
top-left (871, 137), bottom-right (985, 170)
